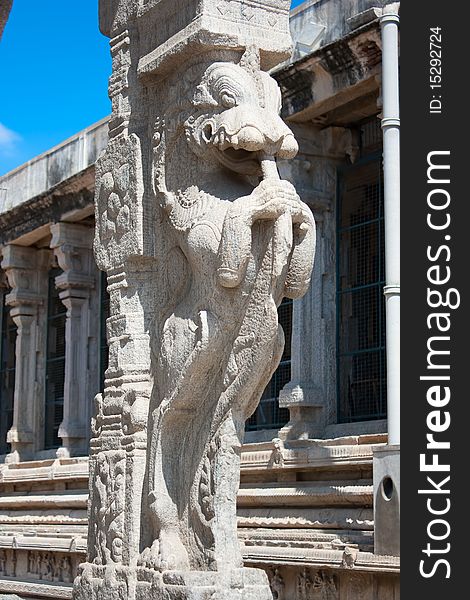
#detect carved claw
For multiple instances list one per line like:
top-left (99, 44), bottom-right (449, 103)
top-left (138, 541), bottom-right (161, 570)
top-left (160, 554), bottom-right (177, 571)
top-left (137, 547), bottom-right (150, 567)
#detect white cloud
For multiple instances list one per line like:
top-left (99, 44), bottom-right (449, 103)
top-left (0, 122), bottom-right (21, 154)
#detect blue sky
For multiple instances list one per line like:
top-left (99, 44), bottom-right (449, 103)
top-left (0, 0), bottom-right (305, 176)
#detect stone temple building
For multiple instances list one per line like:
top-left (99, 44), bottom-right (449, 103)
top-left (0, 1), bottom-right (400, 598)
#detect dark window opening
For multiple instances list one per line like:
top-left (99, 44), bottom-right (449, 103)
top-left (0, 290), bottom-right (16, 455)
top-left (44, 268), bottom-right (66, 449)
top-left (337, 154), bottom-right (387, 423)
top-left (246, 297), bottom-right (292, 431)
top-left (99, 270), bottom-right (110, 392)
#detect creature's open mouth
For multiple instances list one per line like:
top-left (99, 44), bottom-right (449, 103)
top-left (222, 147), bottom-right (255, 163)
top-left (216, 146), bottom-right (261, 176)
top-left (208, 128), bottom-right (263, 176)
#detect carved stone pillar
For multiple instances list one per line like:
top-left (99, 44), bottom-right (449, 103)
top-left (50, 223), bottom-right (98, 457)
top-left (278, 126), bottom-right (355, 439)
top-left (74, 2), bottom-right (313, 599)
top-left (0, 245), bottom-right (50, 462)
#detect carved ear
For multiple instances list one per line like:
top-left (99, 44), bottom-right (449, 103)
top-left (193, 82), bottom-right (217, 107)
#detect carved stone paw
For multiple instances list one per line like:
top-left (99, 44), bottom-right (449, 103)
top-left (138, 540), bottom-right (161, 570)
top-left (159, 530), bottom-right (190, 571)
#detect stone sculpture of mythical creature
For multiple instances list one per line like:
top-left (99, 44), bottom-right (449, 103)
top-left (139, 48), bottom-right (316, 574)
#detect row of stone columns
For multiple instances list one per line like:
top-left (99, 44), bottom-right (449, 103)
top-left (0, 222), bottom-right (101, 463)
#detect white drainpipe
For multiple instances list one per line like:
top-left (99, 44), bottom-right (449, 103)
top-left (380, 3), bottom-right (400, 446)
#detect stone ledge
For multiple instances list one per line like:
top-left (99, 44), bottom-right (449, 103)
top-left (0, 458), bottom-right (89, 484)
top-left (237, 507), bottom-right (373, 530)
top-left (240, 438), bottom-right (383, 472)
top-left (0, 495), bottom-right (87, 510)
top-left (0, 577), bottom-right (72, 599)
top-left (238, 483), bottom-right (372, 506)
top-left (239, 527), bottom-right (373, 552)
top-left (244, 546), bottom-right (400, 573)
top-left (0, 535), bottom-right (86, 554)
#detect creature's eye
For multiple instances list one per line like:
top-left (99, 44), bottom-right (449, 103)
top-left (220, 92), bottom-right (236, 108)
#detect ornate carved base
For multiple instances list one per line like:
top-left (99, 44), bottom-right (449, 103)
top-left (74, 564), bottom-right (272, 600)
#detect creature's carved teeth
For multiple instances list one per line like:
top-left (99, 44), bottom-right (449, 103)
top-left (230, 135), bottom-right (239, 148)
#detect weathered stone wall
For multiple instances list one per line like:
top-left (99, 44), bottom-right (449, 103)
top-left (0, 119), bottom-right (108, 217)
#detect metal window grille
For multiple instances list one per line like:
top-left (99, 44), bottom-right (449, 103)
top-left (359, 118), bottom-right (382, 155)
top-left (246, 297), bottom-right (292, 431)
top-left (99, 271), bottom-right (110, 392)
top-left (44, 268), bottom-right (66, 449)
top-left (0, 291), bottom-right (16, 454)
top-left (337, 155), bottom-right (387, 422)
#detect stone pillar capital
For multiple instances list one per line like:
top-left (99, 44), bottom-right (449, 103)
top-left (50, 222), bottom-right (94, 248)
top-left (50, 223), bottom-right (95, 291)
top-left (8, 306), bottom-right (36, 328)
top-left (1, 245), bottom-right (51, 308)
top-left (58, 289), bottom-right (89, 309)
top-left (1, 244), bottom-right (50, 270)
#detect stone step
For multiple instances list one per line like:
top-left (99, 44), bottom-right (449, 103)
top-left (238, 527), bottom-right (374, 553)
top-left (0, 494), bottom-right (87, 510)
top-left (242, 545), bottom-right (400, 573)
top-left (0, 533), bottom-right (86, 554)
top-left (0, 577), bottom-right (72, 599)
top-left (0, 459), bottom-right (88, 484)
top-left (240, 436), bottom-right (385, 474)
top-left (240, 435), bottom-right (384, 481)
top-left (237, 506), bottom-right (373, 530)
top-left (0, 510), bottom-right (87, 526)
top-left (238, 482), bottom-right (372, 507)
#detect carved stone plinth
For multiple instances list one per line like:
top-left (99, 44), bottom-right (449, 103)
top-left (75, 565), bottom-right (272, 600)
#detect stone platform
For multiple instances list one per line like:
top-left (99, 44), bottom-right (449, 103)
top-left (75, 565), bottom-right (272, 600)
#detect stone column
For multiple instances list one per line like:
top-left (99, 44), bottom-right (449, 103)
top-left (277, 218), bottom-right (332, 439)
top-left (0, 245), bottom-right (50, 463)
top-left (279, 126), bottom-right (356, 439)
top-left (50, 223), bottom-right (98, 457)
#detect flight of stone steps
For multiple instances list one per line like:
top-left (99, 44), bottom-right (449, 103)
top-left (238, 435), bottom-right (385, 569)
top-left (0, 434), bottom-right (399, 598)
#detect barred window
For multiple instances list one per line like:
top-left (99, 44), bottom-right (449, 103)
top-left (99, 271), bottom-right (110, 392)
top-left (44, 268), bottom-right (66, 449)
top-left (337, 156), bottom-right (387, 422)
top-left (0, 290), bottom-right (16, 454)
top-left (246, 297), bottom-right (292, 431)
